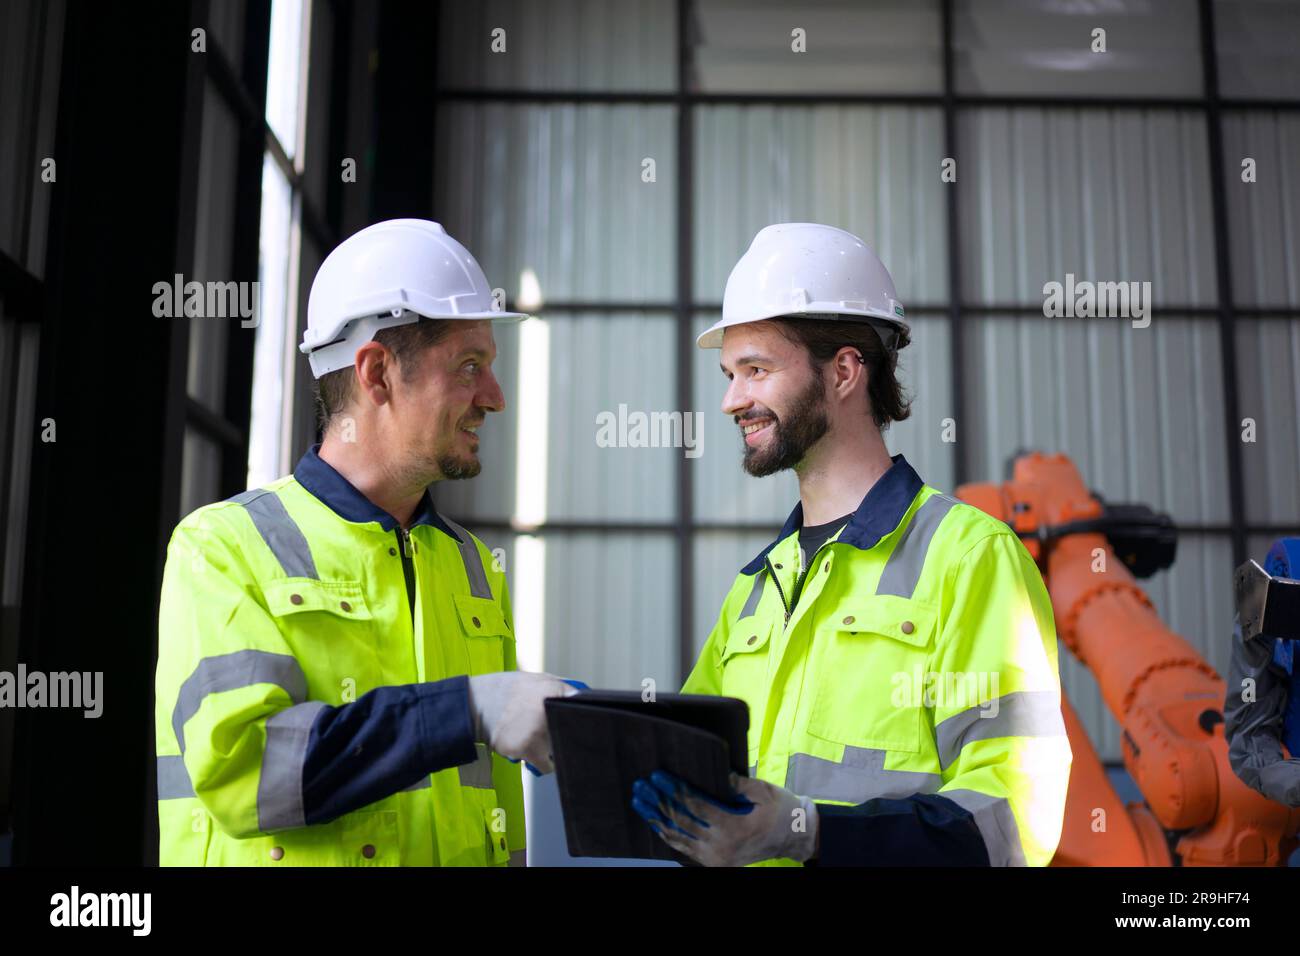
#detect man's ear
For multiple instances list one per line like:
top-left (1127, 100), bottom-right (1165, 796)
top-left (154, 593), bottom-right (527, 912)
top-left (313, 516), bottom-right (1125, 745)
top-left (354, 340), bottom-right (396, 406)
top-left (830, 346), bottom-right (866, 401)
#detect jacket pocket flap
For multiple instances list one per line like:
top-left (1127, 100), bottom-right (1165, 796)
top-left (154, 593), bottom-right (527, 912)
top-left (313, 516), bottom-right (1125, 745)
top-left (721, 622), bottom-right (772, 663)
top-left (454, 593), bottom-right (512, 637)
top-left (834, 595), bottom-right (937, 648)
top-left (264, 579), bottom-right (371, 620)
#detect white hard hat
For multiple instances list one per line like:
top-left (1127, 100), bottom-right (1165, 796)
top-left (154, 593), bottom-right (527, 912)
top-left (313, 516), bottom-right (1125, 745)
top-left (697, 222), bottom-right (910, 352)
top-left (300, 218), bottom-right (527, 378)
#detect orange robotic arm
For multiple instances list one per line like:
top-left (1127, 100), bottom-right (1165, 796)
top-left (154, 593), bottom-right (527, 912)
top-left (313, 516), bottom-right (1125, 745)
top-left (958, 452), bottom-right (1300, 866)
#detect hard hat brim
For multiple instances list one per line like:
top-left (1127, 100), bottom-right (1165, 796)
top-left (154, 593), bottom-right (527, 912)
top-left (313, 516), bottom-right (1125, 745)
top-left (299, 309), bottom-right (532, 378)
top-left (696, 309), bottom-right (910, 350)
top-left (300, 308), bottom-right (529, 355)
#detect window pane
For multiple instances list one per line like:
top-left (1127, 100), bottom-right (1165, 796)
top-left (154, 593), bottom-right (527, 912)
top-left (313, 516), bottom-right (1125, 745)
top-left (964, 315), bottom-right (1230, 526)
top-left (249, 156), bottom-right (296, 488)
top-left (435, 103), bottom-right (675, 303)
top-left (432, 530), bottom-right (679, 688)
top-left (435, 313), bottom-right (679, 523)
top-left (438, 0), bottom-right (676, 92)
top-left (267, 0), bottom-right (307, 160)
top-left (693, 0), bottom-right (942, 93)
top-left (955, 0), bottom-right (1202, 98)
top-left (958, 108), bottom-right (1217, 307)
top-left (1236, 317), bottom-right (1300, 525)
top-left (694, 106), bottom-right (948, 307)
top-left (543, 313), bottom-right (678, 520)
top-left (1222, 111), bottom-right (1300, 309)
top-left (1215, 0), bottom-right (1300, 100)
top-left (518, 531), bottom-right (678, 687)
top-left (301, 0), bottom-right (333, 210)
top-left (188, 81), bottom-right (241, 411)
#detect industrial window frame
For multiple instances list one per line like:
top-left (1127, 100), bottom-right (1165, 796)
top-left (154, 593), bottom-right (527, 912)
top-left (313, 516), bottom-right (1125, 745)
top-left (428, 0), bottom-right (1300, 683)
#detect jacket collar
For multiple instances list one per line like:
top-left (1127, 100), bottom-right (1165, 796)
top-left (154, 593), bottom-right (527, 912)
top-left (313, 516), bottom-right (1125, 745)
top-left (294, 443), bottom-right (458, 537)
top-left (739, 452), bottom-right (925, 575)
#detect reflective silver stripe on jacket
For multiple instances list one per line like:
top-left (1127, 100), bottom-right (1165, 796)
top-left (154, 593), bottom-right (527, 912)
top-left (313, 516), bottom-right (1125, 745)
top-left (786, 746), bottom-right (942, 804)
top-left (157, 755), bottom-right (194, 799)
top-left (458, 742), bottom-right (495, 789)
top-left (162, 650), bottom-right (309, 803)
top-left (228, 488), bottom-right (319, 579)
top-left (259, 701), bottom-right (328, 831)
top-left (738, 571), bottom-right (766, 619)
top-left (875, 493), bottom-right (958, 598)
top-left (172, 650), bottom-right (307, 753)
top-left (941, 788), bottom-right (1027, 866)
top-left (439, 514), bottom-right (493, 600)
top-left (933, 690), bottom-right (1068, 772)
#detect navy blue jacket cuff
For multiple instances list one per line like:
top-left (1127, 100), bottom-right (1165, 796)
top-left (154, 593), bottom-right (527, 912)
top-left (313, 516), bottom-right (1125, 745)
top-left (807, 793), bottom-right (991, 866)
top-left (301, 675), bottom-right (479, 825)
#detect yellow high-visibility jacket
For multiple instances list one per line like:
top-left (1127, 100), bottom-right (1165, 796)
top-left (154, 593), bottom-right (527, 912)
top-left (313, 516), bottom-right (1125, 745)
top-left (155, 444), bottom-right (522, 866)
top-left (683, 454), bottom-right (1072, 866)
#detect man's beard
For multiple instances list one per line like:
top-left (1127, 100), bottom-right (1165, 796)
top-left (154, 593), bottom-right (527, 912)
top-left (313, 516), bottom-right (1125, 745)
top-left (404, 421), bottom-right (483, 482)
top-left (740, 371), bottom-right (829, 477)
top-left (438, 450), bottom-right (481, 480)
top-left (435, 413), bottom-right (486, 480)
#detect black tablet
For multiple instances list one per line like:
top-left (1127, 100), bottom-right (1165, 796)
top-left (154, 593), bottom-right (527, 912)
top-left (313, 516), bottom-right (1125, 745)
top-left (544, 690), bottom-right (750, 861)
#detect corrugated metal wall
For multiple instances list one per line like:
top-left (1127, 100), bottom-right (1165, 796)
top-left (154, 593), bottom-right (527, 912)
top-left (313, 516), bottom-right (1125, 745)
top-left (958, 109), bottom-right (1218, 306)
top-left (438, 0), bottom-right (676, 92)
top-left (432, 1), bottom-right (1300, 774)
top-left (434, 103), bottom-right (676, 305)
top-left (1225, 113), bottom-right (1300, 539)
top-left (955, 105), bottom-right (1238, 759)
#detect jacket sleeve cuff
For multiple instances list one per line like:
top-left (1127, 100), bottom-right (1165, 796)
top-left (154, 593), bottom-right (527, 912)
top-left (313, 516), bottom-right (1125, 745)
top-left (415, 674), bottom-right (479, 771)
top-left (807, 794), bottom-right (991, 867)
top-left (301, 677), bottom-right (480, 825)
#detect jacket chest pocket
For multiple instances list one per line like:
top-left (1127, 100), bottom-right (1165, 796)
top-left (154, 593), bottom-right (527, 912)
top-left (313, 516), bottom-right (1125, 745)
top-left (263, 579), bottom-right (380, 695)
top-left (720, 620), bottom-right (773, 759)
top-left (806, 596), bottom-right (937, 754)
top-left (454, 593), bottom-right (513, 675)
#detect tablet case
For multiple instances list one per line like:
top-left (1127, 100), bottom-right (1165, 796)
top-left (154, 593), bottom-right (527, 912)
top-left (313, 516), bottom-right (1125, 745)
top-left (544, 690), bottom-right (749, 861)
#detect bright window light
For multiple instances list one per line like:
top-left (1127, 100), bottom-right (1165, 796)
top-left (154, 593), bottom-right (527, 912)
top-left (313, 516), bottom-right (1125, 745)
top-left (248, 0), bottom-right (312, 488)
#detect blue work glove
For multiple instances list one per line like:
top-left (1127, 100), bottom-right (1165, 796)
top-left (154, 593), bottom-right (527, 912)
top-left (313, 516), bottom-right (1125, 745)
top-left (631, 769), bottom-right (819, 866)
top-left (508, 678), bottom-right (590, 777)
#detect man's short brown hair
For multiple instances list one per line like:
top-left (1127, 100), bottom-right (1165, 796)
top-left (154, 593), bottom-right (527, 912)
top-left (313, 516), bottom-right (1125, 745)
top-left (313, 319), bottom-right (454, 433)
top-left (768, 316), bottom-right (913, 430)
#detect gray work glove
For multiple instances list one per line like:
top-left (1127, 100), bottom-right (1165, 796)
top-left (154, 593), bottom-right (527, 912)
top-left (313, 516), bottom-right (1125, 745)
top-left (633, 770), bottom-right (820, 866)
top-left (467, 671), bottom-right (577, 774)
top-left (1223, 613), bottom-right (1300, 807)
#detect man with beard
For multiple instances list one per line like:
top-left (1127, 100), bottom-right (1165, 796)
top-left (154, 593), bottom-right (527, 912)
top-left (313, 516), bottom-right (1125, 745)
top-left (156, 220), bottom-right (576, 866)
top-left (632, 223), bottom-right (1072, 866)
